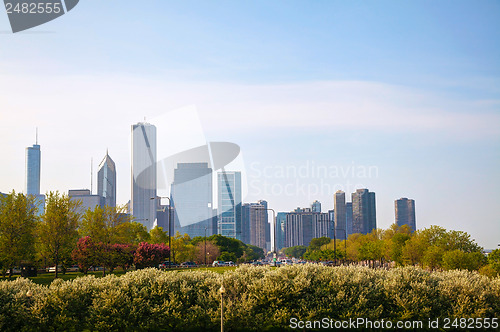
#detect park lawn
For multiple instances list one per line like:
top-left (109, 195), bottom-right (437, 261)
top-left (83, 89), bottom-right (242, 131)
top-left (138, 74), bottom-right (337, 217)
top-left (0, 266), bottom-right (239, 285)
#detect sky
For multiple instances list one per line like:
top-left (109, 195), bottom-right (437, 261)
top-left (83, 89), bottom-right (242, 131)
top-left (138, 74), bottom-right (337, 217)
top-left (0, 1), bottom-right (499, 248)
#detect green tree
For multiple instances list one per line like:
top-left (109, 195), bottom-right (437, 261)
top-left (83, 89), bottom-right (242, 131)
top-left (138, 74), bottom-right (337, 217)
top-left (488, 249), bottom-right (500, 274)
top-left (283, 245), bottom-right (307, 258)
top-left (37, 192), bottom-right (81, 278)
top-left (79, 205), bottom-right (131, 244)
top-left (120, 221), bottom-right (150, 244)
top-left (308, 237), bottom-right (331, 251)
top-left (422, 245), bottom-right (444, 270)
top-left (149, 226), bottom-right (168, 244)
top-left (442, 249), bottom-right (487, 271)
top-left (0, 191), bottom-right (38, 276)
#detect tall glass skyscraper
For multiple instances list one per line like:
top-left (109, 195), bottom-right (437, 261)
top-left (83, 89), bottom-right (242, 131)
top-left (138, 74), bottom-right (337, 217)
top-left (131, 122), bottom-right (157, 230)
top-left (171, 162), bottom-right (214, 238)
top-left (25, 143), bottom-right (41, 196)
top-left (395, 198), bottom-right (416, 231)
top-left (352, 189), bottom-right (376, 235)
top-left (217, 171), bottom-right (242, 240)
top-left (97, 151), bottom-right (116, 207)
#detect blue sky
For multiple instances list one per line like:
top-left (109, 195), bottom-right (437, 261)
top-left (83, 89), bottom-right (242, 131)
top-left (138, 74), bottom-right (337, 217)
top-left (0, 1), bottom-right (499, 248)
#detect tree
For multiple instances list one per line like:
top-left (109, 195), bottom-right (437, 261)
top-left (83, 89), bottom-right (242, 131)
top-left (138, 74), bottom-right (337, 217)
top-left (79, 205), bottom-right (131, 244)
top-left (308, 237), bottom-right (331, 252)
top-left (283, 245), bottom-right (307, 258)
top-left (120, 221), bottom-right (150, 244)
top-left (442, 249), bottom-right (487, 271)
top-left (194, 241), bottom-right (220, 265)
top-left (72, 236), bottom-right (101, 274)
top-left (149, 226), bottom-right (168, 244)
top-left (38, 192), bottom-right (80, 278)
top-left (133, 242), bottom-right (170, 269)
top-left (0, 191), bottom-right (38, 276)
top-left (171, 232), bottom-right (196, 263)
top-left (422, 245), bottom-right (444, 271)
top-left (488, 249), bottom-right (500, 274)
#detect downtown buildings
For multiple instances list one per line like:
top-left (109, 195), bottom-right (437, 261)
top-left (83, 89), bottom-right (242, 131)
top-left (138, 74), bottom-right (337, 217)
top-left (25, 135), bottom-right (45, 214)
top-left (217, 171), bottom-right (242, 240)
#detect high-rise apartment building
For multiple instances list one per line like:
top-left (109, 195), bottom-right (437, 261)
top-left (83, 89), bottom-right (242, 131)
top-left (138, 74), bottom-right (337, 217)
top-left (346, 202), bottom-right (353, 237)
top-left (131, 122), bottom-right (157, 230)
top-left (217, 171), bottom-right (242, 240)
top-left (171, 162), bottom-right (214, 238)
top-left (352, 189), bottom-right (376, 234)
top-left (395, 198), bottom-right (416, 231)
top-left (285, 208), bottom-right (330, 247)
top-left (334, 191), bottom-right (347, 240)
top-left (97, 151), bottom-right (116, 207)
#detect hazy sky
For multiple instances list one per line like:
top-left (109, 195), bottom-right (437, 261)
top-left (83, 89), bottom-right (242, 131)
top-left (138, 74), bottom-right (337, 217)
top-left (1, 1), bottom-right (499, 248)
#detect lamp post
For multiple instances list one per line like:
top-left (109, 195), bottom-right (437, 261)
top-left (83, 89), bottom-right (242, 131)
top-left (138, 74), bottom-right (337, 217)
top-left (151, 196), bottom-right (173, 268)
top-left (265, 208), bottom-right (276, 262)
top-left (205, 227), bottom-right (207, 266)
top-left (220, 280), bottom-right (225, 332)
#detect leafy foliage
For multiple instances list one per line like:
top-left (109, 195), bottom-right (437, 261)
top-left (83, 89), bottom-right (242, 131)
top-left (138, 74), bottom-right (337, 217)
top-left (133, 242), bottom-right (170, 269)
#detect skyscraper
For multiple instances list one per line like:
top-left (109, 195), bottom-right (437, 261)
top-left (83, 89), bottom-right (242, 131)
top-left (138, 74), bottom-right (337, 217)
top-left (346, 202), bottom-right (353, 237)
top-left (311, 200), bottom-right (321, 212)
top-left (171, 162), bottom-right (214, 238)
top-left (395, 198), bottom-right (416, 231)
top-left (334, 191), bottom-right (347, 240)
top-left (217, 171), bottom-right (242, 240)
top-left (242, 202), bottom-right (268, 250)
top-left (25, 143), bottom-right (41, 196)
top-left (285, 208), bottom-right (330, 247)
top-left (352, 189), bottom-right (376, 235)
top-left (131, 122), bottom-right (157, 230)
top-left (97, 151), bottom-right (116, 207)
top-left (275, 212), bottom-right (287, 251)
top-left (25, 134), bottom-right (45, 215)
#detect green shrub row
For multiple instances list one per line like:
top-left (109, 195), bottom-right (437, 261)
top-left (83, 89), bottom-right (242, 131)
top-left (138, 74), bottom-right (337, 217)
top-left (0, 265), bottom-right (499, 331)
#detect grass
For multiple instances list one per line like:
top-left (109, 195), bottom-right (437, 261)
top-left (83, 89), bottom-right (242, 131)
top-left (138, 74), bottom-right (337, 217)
top-left (0, 266), bottom-right (239, 285)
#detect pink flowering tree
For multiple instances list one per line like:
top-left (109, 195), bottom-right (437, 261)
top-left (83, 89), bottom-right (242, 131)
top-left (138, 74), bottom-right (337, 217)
top-left (133, 242), bottom-right (170, 269)
top-left (72, 236), bottom-right (101, 274)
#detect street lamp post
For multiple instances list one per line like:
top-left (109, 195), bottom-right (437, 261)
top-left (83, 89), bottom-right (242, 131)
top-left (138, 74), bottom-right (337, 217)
top-left (151, 196), bottom-right (173, 268)
top-left (205, 227), bottom-right (207, 266)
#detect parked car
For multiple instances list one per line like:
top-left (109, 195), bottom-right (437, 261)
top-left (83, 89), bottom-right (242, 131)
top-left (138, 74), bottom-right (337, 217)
top-left (212, 261), bottom-right (226, 267)
top-left (226, 261), bottom-right (235, 266)
top-left (67, 265), bottom-right (80, 272)
top-left (181, 261), bottom-right (197, 268)
top-left (159, 261), bottom-right (179, 269)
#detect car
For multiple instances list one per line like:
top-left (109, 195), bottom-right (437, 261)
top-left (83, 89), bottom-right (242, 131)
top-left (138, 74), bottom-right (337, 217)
top-left (159, 261), bottom-right (179, 269)
top-left (181, 261), bottom-right (197, 268)
top-left (212, 260), bottom-right (226, 267)
top-left (226, 261), bottom-right (235, 266)
top-left (67, 265), bottom-right (80, 272)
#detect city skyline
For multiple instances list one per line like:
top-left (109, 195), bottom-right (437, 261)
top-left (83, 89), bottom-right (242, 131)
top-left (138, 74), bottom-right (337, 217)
top-left (0, 1), bottom-right (498, 249)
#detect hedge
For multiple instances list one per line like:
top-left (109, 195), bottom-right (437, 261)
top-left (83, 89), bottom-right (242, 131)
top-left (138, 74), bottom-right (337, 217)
top-left (0, 265), bottom-right (498, 331)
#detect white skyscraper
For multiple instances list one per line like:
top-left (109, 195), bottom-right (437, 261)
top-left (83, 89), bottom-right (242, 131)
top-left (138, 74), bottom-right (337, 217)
top-left (131, 122), bottom-right (157, 230)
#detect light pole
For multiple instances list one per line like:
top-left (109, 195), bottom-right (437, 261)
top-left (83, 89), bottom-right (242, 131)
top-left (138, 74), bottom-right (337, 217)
top-left (220, 280), bottom-right (225, 332)
top-left (205, 227), bottom-right (207, 266)
top-left (265, 208), bottom-right (276, 262)
top-left (151, 196), bottom-right (173, 268)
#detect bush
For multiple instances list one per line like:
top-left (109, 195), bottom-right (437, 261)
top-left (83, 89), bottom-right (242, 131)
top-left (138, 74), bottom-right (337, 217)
top-left (0, 265), bottom-right (498, 331)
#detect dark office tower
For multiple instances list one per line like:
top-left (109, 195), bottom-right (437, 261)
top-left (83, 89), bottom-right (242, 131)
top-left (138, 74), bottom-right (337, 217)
top-left (97, 151), bottom-right (116, 207)
top-left (334, 191), bottom-right (347, 240)
top-left (346, 202), bottom-right (353, 237)
top-left (217, 171), bottom-right (242, 240)
top-left (311, 200), bottom-right (321, 213)
top-left (351, 189), bottom-right (377, 235)
top-left (131, 122), bottom-right (157, 230)
top-left (171, 163), bottom-right (214, 238)
top-left (395, 198), bottom-right (416, 231)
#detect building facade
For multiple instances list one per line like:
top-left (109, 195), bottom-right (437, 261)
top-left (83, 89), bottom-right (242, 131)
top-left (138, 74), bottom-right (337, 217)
top-left (68, 189), bottom-right (103, 214)
top-left (217, 171), bottom-right (242, 240)
top-left (131, 122), bottom-right (157, 230)
top-left (97, 151), bottom-right (116, 207)
top-left (395, 198), bottom-right (416, 231)
top-left (285, 208), bottom-right (330, 247)
top-left (171, 162), bottom-right (215, 238)
top-left (311, 200), bottom-right (321, 212)
top-left (275, 212), bottom-right (287, 251)
top-left (334, 191), bottom-right (347, 240)
top-left (352, 189), bottom-right (377, 235)
top-left (25, 143), bottom-right (41, 196)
